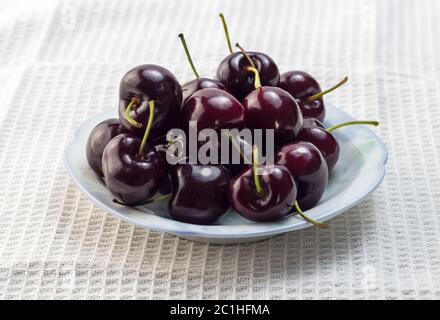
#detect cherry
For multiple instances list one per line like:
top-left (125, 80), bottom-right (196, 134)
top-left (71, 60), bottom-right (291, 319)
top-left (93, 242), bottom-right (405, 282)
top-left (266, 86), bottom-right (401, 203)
top-left (297, 119), bottom-right (379, 171)
top-left (279, 71), bottom-right (347, 122)
top-left (228, 146), bottom-right (296, 222)
top-left (215, 14), bottom-right (280, 101)
top-left (239, 47), bottom-right (303, 145)
top-left (178, 34), bottom-right (227, 105)
top-left (86, 118), bottom-right (128, 177)
top-left (118, 64), bottom-right (182, 138)
top-left (103, 101), bottom-right (167, 205)
top-left (276, 141), bottom-right (328, 210)
top-left (180, 87), bottom-right (245, 134)
top-left (169, 164), bottom-right (231, 224)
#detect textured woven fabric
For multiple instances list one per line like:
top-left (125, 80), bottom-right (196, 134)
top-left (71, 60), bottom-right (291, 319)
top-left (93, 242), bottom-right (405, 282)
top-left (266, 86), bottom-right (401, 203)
top-left (0, 0), bottom-right (439, 299)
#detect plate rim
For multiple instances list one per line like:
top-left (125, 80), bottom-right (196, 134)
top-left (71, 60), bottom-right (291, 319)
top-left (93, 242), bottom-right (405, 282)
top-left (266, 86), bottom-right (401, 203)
top-left (64, 106), bottom-right (388, 239)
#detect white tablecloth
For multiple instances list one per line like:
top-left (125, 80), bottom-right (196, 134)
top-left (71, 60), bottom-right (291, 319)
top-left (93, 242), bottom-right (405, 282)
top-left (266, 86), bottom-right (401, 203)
top-left (0, 0), bottom-right (439, 299)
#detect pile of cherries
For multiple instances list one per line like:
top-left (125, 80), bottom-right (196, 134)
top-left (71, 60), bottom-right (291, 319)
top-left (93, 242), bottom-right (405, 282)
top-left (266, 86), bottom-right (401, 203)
top-left (86, 14), bottom-right (378, 227)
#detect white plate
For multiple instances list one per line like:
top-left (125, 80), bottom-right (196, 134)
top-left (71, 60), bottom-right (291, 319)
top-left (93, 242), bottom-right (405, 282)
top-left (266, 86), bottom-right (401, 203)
top-left (64, 105), bottom-right (387, 244)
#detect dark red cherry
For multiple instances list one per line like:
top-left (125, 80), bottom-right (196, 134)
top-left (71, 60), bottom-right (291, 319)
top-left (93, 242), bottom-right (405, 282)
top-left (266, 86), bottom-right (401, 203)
top-left (118, 64), bottom-right (182, 138)
top-left (297, 119), bottom-right (379, 171)
top-left (216, 51), bottom-right (280, 101)
top-left (243, 86), bottom-right (303, 145)
top-left (276, 141), bottom-right (328, 210)
top-left (296, 125), bottom-right (340, 171)
top-left (169, 164), bottom-right (231, 224)
top-left (178, 34), bottom-right (228, 105)
top-left (279, 71), bottom-right (321, 100)
top-left (216, 15), bottom-right (279, 100)
top-left (102, 133), bottom-right (166, 205)
top-left (86, 118), bottom-right (128, 177)
top-left (279, 71), bottom-right (347, 122)
top-left (229, 164), bottom-right (296, 222)
top-left (104, 101), bottom-right (167, 205)
top-left (180, 87), bottom-right (245, 133)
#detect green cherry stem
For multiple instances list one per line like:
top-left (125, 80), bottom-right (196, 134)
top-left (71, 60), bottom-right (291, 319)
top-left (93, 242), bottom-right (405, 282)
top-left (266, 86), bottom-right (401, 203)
top-left (219, 13), bottom-right (233, 54)
top-left (294, 201), bottom-right (328, 229)
top-left (252, 145), bottom-right (264, 196)
top-left (235, 43), bottom-right (261, 89)
top-left (327, 120), bottom-right (379, 132)
top-left (245, 66), bottom-right (262, 89)
top-left (125, 97), bottom-right (142, 128)
top-left (148, 193), bottom-right (172, 203)
top-left (307, 76), bottom-right (348, 103)
top-left (223, 131), bottom-right (251, 163)
top-left (138, 100), bottom-right (155, 157)
top-left (178, 33), bottom-right (200, 79)
top-left (235, 43), bottom-right (256, 68)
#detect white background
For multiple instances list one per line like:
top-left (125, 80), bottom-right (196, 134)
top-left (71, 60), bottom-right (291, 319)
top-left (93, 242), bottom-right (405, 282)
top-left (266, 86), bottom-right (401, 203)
top-left (0, 0), bottom-right (439, 299)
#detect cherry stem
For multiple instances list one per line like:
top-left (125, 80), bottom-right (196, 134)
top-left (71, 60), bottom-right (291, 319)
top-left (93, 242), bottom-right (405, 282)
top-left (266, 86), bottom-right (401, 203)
top-left (252, 145), bottom-right (264, 196)
top-left (178, 33), bottom-right (200, 79)
top-left (223, 131), bottom-right (251, 163)
top-left (125, 97), bottom-right (142, 128)
top-left (294, 201), bottom-right (328, 229)
top-left (219, 13), bottom-right (233, 54)
top-left (138, 100), bottom-right (155, 157)
top-left (327, 120), bottom-right (379, 132)
top-left (246, 66), bottom-right (262, 89)
top-left (235, 43), bottom-right (256, 68)
top-left (307, 76), bottom-right (348, 102)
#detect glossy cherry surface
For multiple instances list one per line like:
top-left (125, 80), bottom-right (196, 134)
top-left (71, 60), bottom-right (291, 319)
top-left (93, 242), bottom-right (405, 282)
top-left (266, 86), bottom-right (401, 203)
top-left (102, 133), bottom-right (167, 205)
top-left (296, 125), bottom-right (340, 171)
top-left (243, 86), bottom-right (303, 145)
top-left (276, 141), bottom-right (328, 210)
top-left (279, 71), bottom-right (325, 121)
top-left (216, 52), bottom-right (280, 101)
top-left (118, 64), bottom-right (182, 137)
top-left (228, 165), bottom-right (297, 222)
top-left (182, 78), bottom-right (227, 105)
top-left (180, 87), bottom-right (245, 133)
top-left (169, 164), bottom-right (231, 224)
top-left (86, 118), bottom-right (127, 177)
